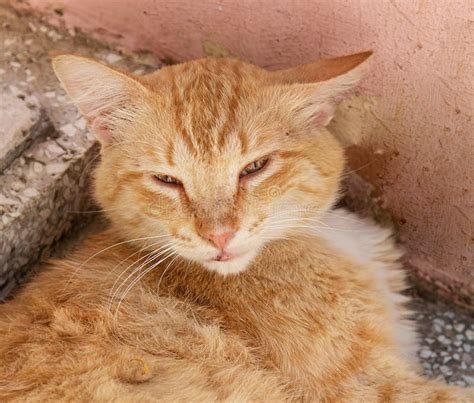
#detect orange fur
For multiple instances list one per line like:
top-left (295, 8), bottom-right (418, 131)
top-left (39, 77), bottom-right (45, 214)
top-left (0, 52), bottom-right (472, 401)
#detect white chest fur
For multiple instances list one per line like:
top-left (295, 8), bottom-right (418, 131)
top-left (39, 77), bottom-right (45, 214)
top-left (314, 208), bottom-right (419, 362)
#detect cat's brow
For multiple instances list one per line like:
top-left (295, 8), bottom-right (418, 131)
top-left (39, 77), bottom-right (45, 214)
top-left (168, 60), bottom-right (249, 158)
top-left (165, 138), bottom-right (175, 166)
top-left (217, 62), bottom-right (243, 148)
top-left (169, 68), bottom-right (196, 154)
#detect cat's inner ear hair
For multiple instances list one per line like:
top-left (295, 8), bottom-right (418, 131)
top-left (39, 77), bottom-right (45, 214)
top-left (270, 51), bottom-right (373, 127)
top-left (52, 54), bottom-right (148, 145)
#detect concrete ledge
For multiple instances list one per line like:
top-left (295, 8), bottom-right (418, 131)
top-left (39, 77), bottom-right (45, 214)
top-left (0, 126), bottom-right (98, 298)
top-left (0, 93), bottom-right (53, 172)
top-left (0, 3), bottom-right (157, 299)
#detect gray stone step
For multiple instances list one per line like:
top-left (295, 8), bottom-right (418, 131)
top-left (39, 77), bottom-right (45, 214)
top-left (0, 93), bottom-right (52, 172)
top-left (0, 4), bottom-right (159, 298)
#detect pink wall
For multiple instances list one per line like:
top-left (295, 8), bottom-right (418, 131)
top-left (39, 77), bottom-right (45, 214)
top-left (12, 0), bottom-right (473, 305)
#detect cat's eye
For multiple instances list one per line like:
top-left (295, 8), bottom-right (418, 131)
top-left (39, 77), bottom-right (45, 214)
top-left (153, 174), bottom-right (182, 186)
top-left (240, 157), bottom-right (268, 178)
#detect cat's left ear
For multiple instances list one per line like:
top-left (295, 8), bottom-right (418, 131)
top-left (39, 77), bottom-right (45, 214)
top-left (52, 54), bottom-right (148, 145)
top-left (270, 51), bottom-right (373, 126)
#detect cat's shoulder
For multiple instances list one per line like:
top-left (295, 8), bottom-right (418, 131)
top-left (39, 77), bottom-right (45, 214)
top-left (315, 209), bottom-right (418, 359)
top-left (316, 208), bottom-right (403, 267)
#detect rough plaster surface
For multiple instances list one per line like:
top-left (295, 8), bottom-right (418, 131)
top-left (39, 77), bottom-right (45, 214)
top-left (7, 0), bottom-right (474, 304)
top-left (0, 5), bottom-right (157, 298)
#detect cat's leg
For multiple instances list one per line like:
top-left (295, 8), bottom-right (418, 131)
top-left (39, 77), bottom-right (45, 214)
top-left (319, 347), bottom-right (474, 402)
top-left (317, 208), bottom-right (419, 362)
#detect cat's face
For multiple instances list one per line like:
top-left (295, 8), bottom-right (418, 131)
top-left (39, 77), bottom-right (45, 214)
top-left (53, 52), bottom-right (371, 274)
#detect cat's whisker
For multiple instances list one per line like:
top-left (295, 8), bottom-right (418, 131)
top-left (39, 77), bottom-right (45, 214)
top-left (265, 217), bottom-right (327, 229)
top-left (265, 203), bottom-right (372, 225)
top-left (78, 234), bottom-right (170, 270)
top-left (111, 250), bottom-right (178, 333)
top-left (317, 210), bottom-right (374, 223)
top-left (266, 216), bottom-right (330, 226)
top-left (263, 224), bottom-right (326, 239)
top-left (266, 205), bottom-right (376, 228)
top-left (156, 253), bottom-right (181, 298)
top-left (264, 208), bottom-right (322, 220)
top-left (264, 226), bottom-right (321, 235)
top-left (108, 243), bottom-right (175, 312)
top-left (107, 246), bottom-right (162, 311)
top-left (174, 258), bottom-right (196, 324)
top-left (109, 248), bottom-right (175, 334)
top-left (292, 218), bottom-right (375, 233)
top-left (260, 235), bottom-right (295, 242)
top-left (104, 241), bottom-right (157, 281)
top-left (264, 224), bottom-right (326, 235)
top-left (266, 213), bottom-right (375, 232)
top-left (106, 238), bottom-right (172, 283)
top-left (62, 234), bottom-right (171, 293)
top-left (109, 243), bottom-right (176, 303)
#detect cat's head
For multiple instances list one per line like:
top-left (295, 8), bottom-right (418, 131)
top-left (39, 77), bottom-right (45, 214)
top-left (52, 51), bottom-right (371, 274)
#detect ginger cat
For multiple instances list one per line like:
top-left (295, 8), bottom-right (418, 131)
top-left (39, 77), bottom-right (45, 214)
top-left (0, 52), bottom-right (472, 402)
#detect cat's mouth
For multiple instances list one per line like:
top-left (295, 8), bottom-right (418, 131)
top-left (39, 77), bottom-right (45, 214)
top-left (202, 247), bottom-right (260, 275)
top-left (210, 251), bottom-right (241, 262)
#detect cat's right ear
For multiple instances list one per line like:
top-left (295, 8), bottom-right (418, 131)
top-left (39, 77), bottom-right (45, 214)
top-left (52, 54), bottom-right (148, 145)
top-left (268, 51), bottom-right (373, 127)
top-left (270, 51), bottom-right (373, 85)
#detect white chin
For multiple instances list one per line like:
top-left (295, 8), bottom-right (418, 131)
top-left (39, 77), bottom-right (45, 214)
top-left (202, 251), bottom-right (257, 275)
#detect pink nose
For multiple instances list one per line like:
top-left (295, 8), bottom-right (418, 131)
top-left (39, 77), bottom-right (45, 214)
top-left (206, 231), bottom-right (235, 250)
